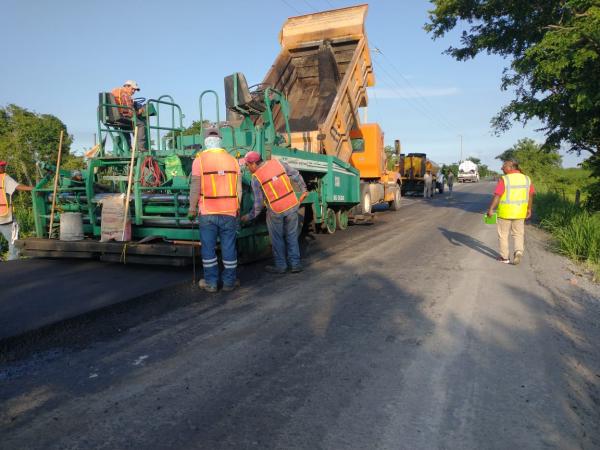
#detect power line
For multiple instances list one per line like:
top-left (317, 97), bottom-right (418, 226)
top-left (371, 43), bottom-right (461, 132)
top-left (300, 0), bottom-right (319, 11)
top-left (372, 59), bottom-right (457, 134)
top-left (280, 0), bottom-right (303, 15)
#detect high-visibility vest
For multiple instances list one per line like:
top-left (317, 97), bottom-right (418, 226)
top-left (197, 149), bottom-right (239, 216)
top-left (497, 172), bottom-right (531, 219)
top-left (0, 174), bottom-right (10, 218)
top-left (253, 159), bottom-right (298, 214)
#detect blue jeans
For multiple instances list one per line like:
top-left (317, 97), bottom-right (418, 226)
top-left (266, 207), bottom-right (301, 270)
top-left (198, 214), bottom-right (238, 287)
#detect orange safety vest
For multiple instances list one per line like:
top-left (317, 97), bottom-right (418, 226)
top-left (0, 174), bottom-right (10, 217)
top-left (197, 149), bottom-right (239, 216)
top-left (253, 159), bottom-right (298, 214)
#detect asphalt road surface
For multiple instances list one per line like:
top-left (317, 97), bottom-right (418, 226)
top-left (2, 182), bottom-right (599, 450)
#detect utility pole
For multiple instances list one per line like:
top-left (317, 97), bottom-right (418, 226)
top-left (459, 134), bottom-right (463, 163)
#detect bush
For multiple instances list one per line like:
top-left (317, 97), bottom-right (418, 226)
top-left (535, 192), bottom-right (600, 277)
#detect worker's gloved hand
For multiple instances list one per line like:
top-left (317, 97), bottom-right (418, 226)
top-left (240, 214), bottom-right (250, 223)
top-left (298, 191), bottom-right (308, 203)
top-left (187, 209), bottom-right (197, 221)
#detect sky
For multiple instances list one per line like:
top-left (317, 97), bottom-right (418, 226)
top-left (0, 0), bottom-right (586, 170)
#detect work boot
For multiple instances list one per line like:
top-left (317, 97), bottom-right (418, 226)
top-left (265, 265), bottom-right (287, 274)
top-left (513, 251), bottom-right (523, 265)
top-left (198, 278), bottom-right (218, 293)
top-left (290, 265), bottom-right (303, 273)
top-left (222, 279), bottom-right (241, 292)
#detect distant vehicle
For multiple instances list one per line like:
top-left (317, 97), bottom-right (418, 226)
top-left (399, 153), bottom-right (439, 195)
top-left (458, 160), bottom-right (480, 183)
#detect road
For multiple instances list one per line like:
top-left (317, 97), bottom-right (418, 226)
top-left (2, 182), bottom-right (599, 450)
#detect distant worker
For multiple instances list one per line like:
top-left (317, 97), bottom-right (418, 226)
top-left (241, 151), bottom-right (308, 274)
top-left (111, 80), bottom-right (147, 152)
top-left (423, 170), bottom-right (433, 198)
top-left (0, 161), bottom-right (33, 261)
top-left (188, 129), bottom-right (241, 292)
top-left (447, 170), bottom-right (455, 196)
top-left (487, 159), bottom-right (534, 265)
top-left (436, 171), bottom-right (445, 194)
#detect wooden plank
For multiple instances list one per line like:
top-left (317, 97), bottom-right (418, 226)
top-left (16, 238), bottom-right (195, 257)
top-left (21, 250), bottom-right (98, 259)
top-left (99, 254), bottom-right (190, 266)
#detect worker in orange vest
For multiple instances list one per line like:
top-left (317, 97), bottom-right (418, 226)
top-left (241, 151), bottom-right (308, 274)
top-left (111, 80), bottom-right (147, 152)
top-left (0, 161), bottom-right (33, 261)
top-left (187, 129), bottom-right (241, 292)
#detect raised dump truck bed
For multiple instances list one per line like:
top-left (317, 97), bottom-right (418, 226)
top-left (263, 4), bottom-right (374, 164)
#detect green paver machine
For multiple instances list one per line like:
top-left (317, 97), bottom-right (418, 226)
top-left (17, 75), bottom-right (360, 265)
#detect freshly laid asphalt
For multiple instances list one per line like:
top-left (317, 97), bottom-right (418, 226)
top-left (0, 260), bottom-right (188, 340)
top-left (1, 182), bottom-right (599, 449)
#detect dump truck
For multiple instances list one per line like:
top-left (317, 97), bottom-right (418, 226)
top-left (399, 153), bottom-right (439, 195)
top-left (17, 4), bottom-right (396, 264)
top-left (257, 4), bottom-right (402, 215)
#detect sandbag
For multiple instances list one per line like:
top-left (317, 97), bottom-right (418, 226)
top-left (98, 194), bottom-right (131, 242)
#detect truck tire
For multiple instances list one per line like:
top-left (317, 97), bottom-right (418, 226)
top-left (388, 188), bottom-right (401, 211)
top-left (359, 185), bottom-right (372, 214)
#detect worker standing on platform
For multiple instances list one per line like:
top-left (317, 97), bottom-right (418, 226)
top-left (0, 161), bottom-right (33, 261)
top-left (187, 130), bottom-right (241, 292)
top-left (241, 151), bottom-right (308, 274)
top-left (487, 159), bottom-right (535, 265)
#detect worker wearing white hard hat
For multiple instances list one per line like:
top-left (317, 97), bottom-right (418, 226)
top-left (111, 80), bottom-right (148, 152)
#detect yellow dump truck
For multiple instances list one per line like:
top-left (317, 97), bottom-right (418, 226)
top-left (259, 4), bottom-right (402, 215)
top-left (399, 153), bottom-right (439, 195)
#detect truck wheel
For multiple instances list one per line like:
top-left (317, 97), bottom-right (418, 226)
top-left (388, 189), bottom-right (401, 211)
top-left (359, 185), bottom-right (372, 214)
top-left (323, 208), bottom-right (336, 234)
top-left (336, 210), bottom-right (348, 230)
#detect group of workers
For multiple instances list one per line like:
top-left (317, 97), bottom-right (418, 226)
top-left (423, 169), bottom-right (455, 198)
top-left (187, 130), bottom-right (308, 293)
top-left (2, 79), bottom-right (533, 274)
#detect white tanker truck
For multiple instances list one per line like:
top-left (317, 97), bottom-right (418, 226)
top-left (458, 160), bottom-right (480, 183)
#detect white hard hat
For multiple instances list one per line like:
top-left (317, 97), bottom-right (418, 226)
top-left (124, 80), bottom-right (140, 91)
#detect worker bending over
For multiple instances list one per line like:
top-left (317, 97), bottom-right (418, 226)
top-left (487, 159), bottom-right (534, 265)
top-left (241, 151), bottom-right (308, 274)
top-left (111, 80), bottom-right (147, 152)
top-left (0, 161), bottom-right (33, 261)
top-left (188, 130), bottom-right (241, 292)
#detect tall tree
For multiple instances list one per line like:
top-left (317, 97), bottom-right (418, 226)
top-left (0, 104), bottom-right (73, 184)
top-left (496, 138), bottom-right (562, 182)
top-left (425, 1), bottom-right (600, 157)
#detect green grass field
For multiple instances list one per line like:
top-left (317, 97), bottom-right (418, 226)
top-left (533, 168), bottom-right (600, 280)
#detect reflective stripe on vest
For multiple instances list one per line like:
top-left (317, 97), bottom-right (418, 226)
top-left (0, 174), bottom-right (9, 217)
top-left (197, 149), bottom-right (239, 216)
top-left (253, 159), bottom-right (298, 214)
top-left (497, 173), bottom-right (530, 219)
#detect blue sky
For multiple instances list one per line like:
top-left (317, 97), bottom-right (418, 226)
top-left (0, 0), bottom-right (585, 169)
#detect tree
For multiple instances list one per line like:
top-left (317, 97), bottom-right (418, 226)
top-left (0, 104), bottom-right (74, 185)
top-left (384, 144), bottom-right (399, 170)
top-left (496, 138), bottom-right (562, 182)
top-left (425, 1), bottom-right (600, 158)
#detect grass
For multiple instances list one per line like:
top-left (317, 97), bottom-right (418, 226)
top-left (535, 191), bottom-right (600, 280)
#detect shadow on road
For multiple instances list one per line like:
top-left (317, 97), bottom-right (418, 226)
top-left (438, 226), bottom-right (499, 259)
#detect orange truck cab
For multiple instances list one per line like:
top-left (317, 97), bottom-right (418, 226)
top-left (349, 123), bottom-right (402, 214)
